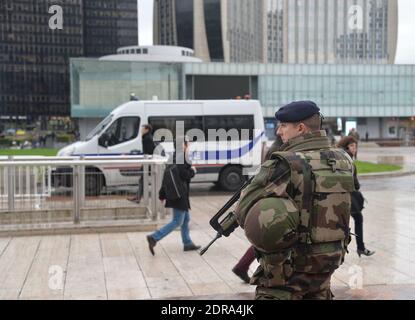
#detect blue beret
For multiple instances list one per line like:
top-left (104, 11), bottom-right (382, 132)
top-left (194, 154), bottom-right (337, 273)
top-left (275, 101), bottom-right (320, 123)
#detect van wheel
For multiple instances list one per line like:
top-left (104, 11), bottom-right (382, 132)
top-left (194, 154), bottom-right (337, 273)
top-left (219, 166), bottom-right (244, 192)
top-left (85, 172), bottom-right (104, 196)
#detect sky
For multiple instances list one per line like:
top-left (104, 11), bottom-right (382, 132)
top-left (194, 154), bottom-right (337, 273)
top-left (138, 0), bottom-right (415, 64)
top-left (395, 0), bottom-right (415, 64)
top-left (138, 0), bottom-right (154, 46)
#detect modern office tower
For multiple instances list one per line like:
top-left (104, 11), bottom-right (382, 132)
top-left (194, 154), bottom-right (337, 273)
top-left (153, 0), bottom-right (267, 63)
top-left (83, 0), bottom-right (139, 57)
top-left (267, 0), bottom-right (398, 64)
top-left (227, 0), bottom-right (267, 63)
top-left (0, 0), bottom-right (138, 118)
top-left (267, 0), bottom-right (284, 63)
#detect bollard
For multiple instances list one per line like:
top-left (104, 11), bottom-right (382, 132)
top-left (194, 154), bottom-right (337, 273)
top-left (79, 157), bottom-right (85, 208)
top-left (7, 156), bottom-right (15, 211)
top-left (158, 164), bottom-right (166, 220)
top-left (73, 165), bottom-right (81, 224)
top-left (25, 165), bottom-right (30, 197)
top-left (154, 164), bottom-right (161, 218)
top-left (151, 163), bottom-right (158, 221)
top-left (143, 163), bottom-right (149, 206)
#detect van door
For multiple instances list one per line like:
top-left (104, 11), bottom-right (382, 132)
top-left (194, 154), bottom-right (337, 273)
top-left (97, 116), bottom-right (141, 186)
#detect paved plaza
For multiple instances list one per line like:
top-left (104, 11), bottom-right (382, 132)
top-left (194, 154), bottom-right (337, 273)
top-left (1, 173), bottom-right (415, 299)
top-left (0, 147), bottom-right (415, 300)
top-left (2, 0), bottom-right (415, 303)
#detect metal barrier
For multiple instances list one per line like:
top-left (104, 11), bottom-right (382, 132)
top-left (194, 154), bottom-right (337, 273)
top-left (0, 155), bottom-right (168, 228)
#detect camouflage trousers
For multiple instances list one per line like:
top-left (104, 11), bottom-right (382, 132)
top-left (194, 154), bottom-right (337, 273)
top-left (255, 272), bottom-right (334, 300)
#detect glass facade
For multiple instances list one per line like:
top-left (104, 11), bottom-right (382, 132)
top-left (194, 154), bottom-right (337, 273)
top-left (175, 0), bottom-right (194, 50)
top-left (203, 0), bottom-right (224, 61)
top-left (267, 0), bottom-right (284, 63)
top-left (71, 59), bottom-right (182, 118)
top-left (153, 0), bottom-right (176, 45)
top-left (187, 75), bottom-right (255, 100)
top-left (0, 0), bottom-right (83, 117)
top-left (72, 60), bottom-right (415, 139)
top-left (183, 63), bottom-right (415, 119)
top-left (0, 0), bottom-right (138, 117)
top-left (73, 61), bottom-right (415, 121)
top-left (267, 0), bottom-right (398, 64)
top-left (227, 0), bottom-right (266, 63)
top-left (83, 0), bottom-right (139, 57)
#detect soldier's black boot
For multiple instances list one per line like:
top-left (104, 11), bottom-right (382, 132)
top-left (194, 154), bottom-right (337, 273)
top-left (184, 243), bottom-right (201, 252)
top-left (232, 267), bottom-right (250, 284)
top-left (357, 248), bottom-right (375, 257)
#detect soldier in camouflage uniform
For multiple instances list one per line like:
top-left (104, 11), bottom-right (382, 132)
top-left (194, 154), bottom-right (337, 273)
top-left (232, 135), bottom-right (284, 283)
top-left (235, 101), bottom-right (355, 300)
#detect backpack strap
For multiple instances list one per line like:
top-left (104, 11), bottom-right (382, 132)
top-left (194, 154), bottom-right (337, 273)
top-left (298, 157), bottom-right (314, 244)
top-left (273, 152), bottom-right (314, 244)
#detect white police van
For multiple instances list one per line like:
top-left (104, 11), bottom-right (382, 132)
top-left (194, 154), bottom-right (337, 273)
top-left (57, 100), bottom-right (266, 193)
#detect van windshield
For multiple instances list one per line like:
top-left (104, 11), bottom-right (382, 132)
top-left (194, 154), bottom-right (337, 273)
top-left (85, 115), bottom-right (113, 141)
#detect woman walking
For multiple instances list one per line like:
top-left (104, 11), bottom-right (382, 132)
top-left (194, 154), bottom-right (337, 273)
top-left (338, 136), bottom-right (375, 257)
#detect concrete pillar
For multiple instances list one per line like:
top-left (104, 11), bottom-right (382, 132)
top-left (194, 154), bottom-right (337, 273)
top-left (193, 0), bottom-right (211, 62)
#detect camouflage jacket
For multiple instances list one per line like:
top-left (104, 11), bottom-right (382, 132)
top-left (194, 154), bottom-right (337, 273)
top-left (236, 131), bottom-right (355, 286)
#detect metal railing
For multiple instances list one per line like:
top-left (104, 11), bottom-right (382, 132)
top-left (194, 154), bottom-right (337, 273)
top-left (0, 155), bottom-right (168, 229)
top-left (403, 133), bottom-right (415, 147)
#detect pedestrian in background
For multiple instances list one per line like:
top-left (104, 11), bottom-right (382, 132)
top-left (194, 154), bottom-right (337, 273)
top-left (348, 128), bottom-right (360, 142)
top-left (128, 124), bottom-right (156, 204)
top-left (337, 136), bottom-right (375, 257)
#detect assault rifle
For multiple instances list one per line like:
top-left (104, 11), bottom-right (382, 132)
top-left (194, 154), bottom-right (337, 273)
top-left (199, 176), bottom-right (254, 256)
top-left (199, 164), bottom-right (291, 256)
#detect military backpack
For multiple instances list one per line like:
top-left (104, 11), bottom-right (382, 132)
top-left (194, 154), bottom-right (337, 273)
top-left (236, 147), bottom-right (355, 277)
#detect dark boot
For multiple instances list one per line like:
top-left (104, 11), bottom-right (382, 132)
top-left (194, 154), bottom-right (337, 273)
top-left (357, 248), bottom-right (375, 257)
top-left (147, 235), bottom-right (157, 256)
top-left (232, 267), bottom-right (250, 284)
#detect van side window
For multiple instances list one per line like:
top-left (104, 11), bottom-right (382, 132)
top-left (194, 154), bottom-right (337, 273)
top-left (149, 116), bottom-right (204, 142)
top-left (264, 118), bottom-right (277, 140)
top-left (149, 115), bottom-right (254, 141)
top-left (104, 117), bottom-right (140, 147)
top-left (204, 115), bottom-right (254, 140)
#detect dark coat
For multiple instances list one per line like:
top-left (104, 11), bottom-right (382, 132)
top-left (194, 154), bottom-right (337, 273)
top-left (159, 153), bottom-right (195, 211)
top-left (142, 132), bottom-right (155, 155)
top-left (345, 150), bottom-right (364, 214)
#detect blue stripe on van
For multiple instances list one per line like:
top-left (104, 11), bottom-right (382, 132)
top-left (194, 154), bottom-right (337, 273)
top-left (73, 153), bottom-right (143, 157)
top-left (191, 132), bottom-right (264, 161)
